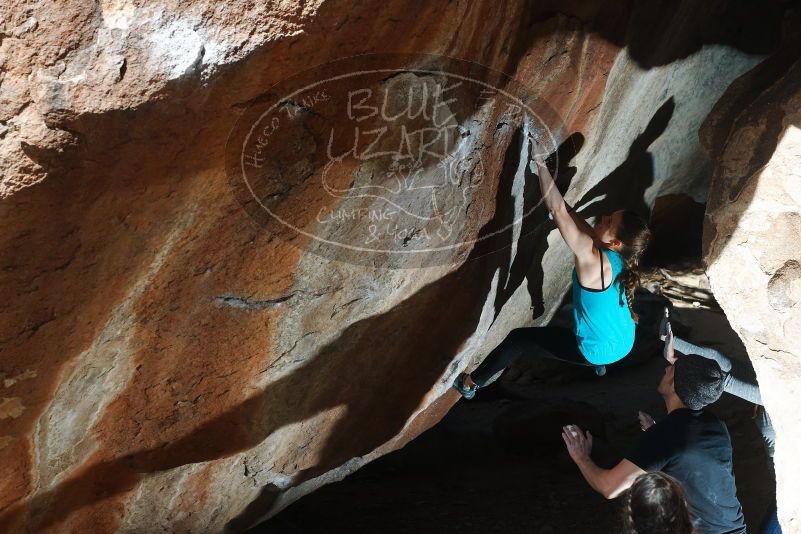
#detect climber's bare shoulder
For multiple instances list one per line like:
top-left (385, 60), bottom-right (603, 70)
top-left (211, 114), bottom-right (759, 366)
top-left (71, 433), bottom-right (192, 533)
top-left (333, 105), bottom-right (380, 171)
top-left (552, 206), bottom-right (596, 260)
top-left (574, 242), bottom-right (607, 288)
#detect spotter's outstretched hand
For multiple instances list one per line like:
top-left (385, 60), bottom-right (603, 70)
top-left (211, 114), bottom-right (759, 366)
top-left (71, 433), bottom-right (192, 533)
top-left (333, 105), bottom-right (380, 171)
top-left (562, 424), bottom-right (593, 464)
top-left (638, 411), bottom-right (656, 431)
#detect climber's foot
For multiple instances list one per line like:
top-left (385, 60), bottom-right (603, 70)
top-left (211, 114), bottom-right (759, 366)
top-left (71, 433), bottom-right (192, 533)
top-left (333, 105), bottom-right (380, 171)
top-left (452, 372), bottom-right (478, 399)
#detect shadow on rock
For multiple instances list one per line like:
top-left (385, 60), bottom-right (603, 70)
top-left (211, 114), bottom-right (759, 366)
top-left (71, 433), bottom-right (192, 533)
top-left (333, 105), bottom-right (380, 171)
top-left (3, 124), bottom-right (558, 533)
top-left (575, 97), bottom-right (675, 220)
top-left (493, 132), bottom-right (584, 323)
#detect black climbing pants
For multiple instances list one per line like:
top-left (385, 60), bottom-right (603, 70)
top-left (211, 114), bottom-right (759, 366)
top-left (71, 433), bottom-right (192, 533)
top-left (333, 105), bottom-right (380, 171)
top-left (471, 326), bottom-right (589, 387)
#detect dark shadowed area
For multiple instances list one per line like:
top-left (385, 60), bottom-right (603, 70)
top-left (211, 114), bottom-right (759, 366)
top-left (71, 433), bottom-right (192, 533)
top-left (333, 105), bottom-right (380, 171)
top-left (256, 274), bottom-right (774, 534)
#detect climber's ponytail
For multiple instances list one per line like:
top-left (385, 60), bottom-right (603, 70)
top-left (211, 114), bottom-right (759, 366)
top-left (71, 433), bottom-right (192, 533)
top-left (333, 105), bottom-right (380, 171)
top-left (614, 210), bottom-right (651, 323)
top-left (618, 254), bottom-right (643, 323)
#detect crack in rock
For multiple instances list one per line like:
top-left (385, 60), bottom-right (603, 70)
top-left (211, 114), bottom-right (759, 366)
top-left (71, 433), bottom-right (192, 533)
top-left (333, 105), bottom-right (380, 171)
top-left (214, 293), bottom-right (295, 310)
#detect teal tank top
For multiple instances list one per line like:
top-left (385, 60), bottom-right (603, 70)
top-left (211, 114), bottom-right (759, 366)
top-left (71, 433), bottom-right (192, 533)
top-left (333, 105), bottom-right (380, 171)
top-left (571, 248), bottom-right (635, 365)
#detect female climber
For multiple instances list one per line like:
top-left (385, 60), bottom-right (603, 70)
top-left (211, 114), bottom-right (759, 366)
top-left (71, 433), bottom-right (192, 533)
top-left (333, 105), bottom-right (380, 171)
top-left (453, 133), bottom-right (651, 398)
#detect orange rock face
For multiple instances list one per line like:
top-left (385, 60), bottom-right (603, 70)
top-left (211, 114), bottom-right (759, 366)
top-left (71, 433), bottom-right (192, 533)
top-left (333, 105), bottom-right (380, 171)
top-left (0, 0), bottom-right (796, 532)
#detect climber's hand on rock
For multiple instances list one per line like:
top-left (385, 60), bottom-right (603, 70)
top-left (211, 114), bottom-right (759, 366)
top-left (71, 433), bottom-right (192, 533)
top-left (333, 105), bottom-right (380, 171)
top-left (526, 131), bottom-right (548, 165)
top-left (562, 424), bottom-right (592, 464)
top-left (638, 411), bottom-right (656, 431)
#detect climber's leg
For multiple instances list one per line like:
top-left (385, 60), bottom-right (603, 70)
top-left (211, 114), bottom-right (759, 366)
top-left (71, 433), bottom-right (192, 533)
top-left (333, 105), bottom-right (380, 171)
top-left (470, 326), bottom-right (585, 387)
top-left (754, 406), bottom-right (780, 534)
top-left (755, 405), bottom-right (776, 462)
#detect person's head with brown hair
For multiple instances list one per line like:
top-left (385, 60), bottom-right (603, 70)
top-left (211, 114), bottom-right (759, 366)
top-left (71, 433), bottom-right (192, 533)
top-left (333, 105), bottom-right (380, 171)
top-left (623, 472), bottom-right (695, 534)
top-left (594, 209), bottom-right (652, 322)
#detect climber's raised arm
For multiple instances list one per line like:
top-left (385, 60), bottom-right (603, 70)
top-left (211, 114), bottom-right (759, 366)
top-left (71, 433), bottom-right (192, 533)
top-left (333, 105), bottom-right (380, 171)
top-left (529, 135), bottom-right (595, 261)
top-left (565, 200), bottom-right (597, 239)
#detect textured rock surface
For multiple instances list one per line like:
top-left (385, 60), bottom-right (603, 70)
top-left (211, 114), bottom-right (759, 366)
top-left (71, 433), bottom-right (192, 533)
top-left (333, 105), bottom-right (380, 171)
top-left (703, 44), bottom-right (801, 533)
top-left (0, 0), bottom-right (795, 532)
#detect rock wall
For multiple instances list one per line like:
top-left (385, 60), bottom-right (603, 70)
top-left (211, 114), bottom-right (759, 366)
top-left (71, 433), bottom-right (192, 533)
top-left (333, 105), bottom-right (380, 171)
top-left (702, 31), bottom-right (801, 533)
top-left (0, 0), bottom-right (795, 532)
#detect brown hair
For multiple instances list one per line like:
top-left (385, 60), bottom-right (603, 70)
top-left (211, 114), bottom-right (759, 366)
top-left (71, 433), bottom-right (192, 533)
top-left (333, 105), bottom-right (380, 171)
top-left (623, 472), bottom-right (694, 534)
top-left (613, 210), bottom-right (651, 323)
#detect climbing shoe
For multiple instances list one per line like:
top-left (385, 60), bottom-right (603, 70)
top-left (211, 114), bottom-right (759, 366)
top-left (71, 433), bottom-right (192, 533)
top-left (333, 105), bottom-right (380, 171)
top-left (452, 372), bottom-right (478, 399)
